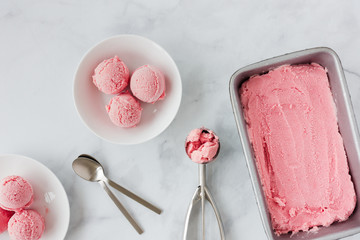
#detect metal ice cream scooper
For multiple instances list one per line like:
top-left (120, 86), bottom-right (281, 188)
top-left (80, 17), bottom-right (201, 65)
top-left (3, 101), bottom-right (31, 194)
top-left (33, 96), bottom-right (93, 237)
top-left (183, 128), bottom-right (225, 240)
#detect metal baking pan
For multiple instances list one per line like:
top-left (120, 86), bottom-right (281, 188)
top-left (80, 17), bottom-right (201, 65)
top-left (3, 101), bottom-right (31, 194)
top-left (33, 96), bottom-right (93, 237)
top-left (229, 47), bottom-right (360, 240)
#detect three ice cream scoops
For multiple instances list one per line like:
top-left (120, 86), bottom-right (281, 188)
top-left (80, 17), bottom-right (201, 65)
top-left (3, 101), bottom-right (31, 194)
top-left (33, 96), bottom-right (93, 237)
top-left (92, 56), bottom-right (166, 128)
top-left (0, 175), bottom-right (45, 240)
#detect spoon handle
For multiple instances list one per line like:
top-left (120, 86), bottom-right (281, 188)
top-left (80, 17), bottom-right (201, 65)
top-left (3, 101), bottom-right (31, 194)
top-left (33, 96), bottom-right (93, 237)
top-left (107, 179), bottom-right (162, 215)
top-left (99, 181), bottom-right (143, 234)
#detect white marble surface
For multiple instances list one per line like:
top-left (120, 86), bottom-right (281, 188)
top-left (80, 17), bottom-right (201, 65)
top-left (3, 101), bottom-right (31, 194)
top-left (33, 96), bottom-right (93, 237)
top-left (0, 0), bottom-right (360, 239)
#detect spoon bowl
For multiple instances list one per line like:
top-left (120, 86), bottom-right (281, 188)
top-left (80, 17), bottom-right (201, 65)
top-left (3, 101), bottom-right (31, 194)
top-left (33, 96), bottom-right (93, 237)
top-left (72, 157), bottom-right (105, 182)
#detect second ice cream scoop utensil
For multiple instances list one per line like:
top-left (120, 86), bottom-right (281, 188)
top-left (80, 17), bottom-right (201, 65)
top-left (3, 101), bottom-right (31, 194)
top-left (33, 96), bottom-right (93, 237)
top-left (183, 128), bottom-right (225, 240)
top-left (72, 155), bottom-right (162, 234)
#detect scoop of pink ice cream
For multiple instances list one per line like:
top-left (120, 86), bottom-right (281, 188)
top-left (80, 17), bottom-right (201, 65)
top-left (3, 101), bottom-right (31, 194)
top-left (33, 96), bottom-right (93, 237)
top-left (8, 210), bottom-right (45, 240)
top-left (0, 176), bottom-right (33, 211)
top-left (186, 128), bottom-right (220, 164)
top-left (0, 208), bottom-right (14, 233)
top-left (106, 92), bottom-right (143, 128)
top-left (92, 56), bottom-right (130, 94)
top-left (130, 65), bottom-right (166, 103)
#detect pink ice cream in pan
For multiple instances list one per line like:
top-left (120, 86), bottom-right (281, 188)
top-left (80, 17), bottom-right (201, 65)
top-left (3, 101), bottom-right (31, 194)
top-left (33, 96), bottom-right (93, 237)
top-left (240, 64), bottom-right (356, 235)
top-left (230, 48), bottom-right (360, 240)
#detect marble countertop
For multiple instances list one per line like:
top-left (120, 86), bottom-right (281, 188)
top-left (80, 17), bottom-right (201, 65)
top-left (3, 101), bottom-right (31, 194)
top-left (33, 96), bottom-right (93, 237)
top-left (1, 0), bottom-right (360, 239)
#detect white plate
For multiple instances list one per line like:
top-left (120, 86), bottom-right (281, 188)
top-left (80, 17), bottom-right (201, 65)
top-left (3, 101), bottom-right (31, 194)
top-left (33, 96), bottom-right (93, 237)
top-left (0, 154), bottom-right (70, 240)
top-left (73, 35), bottom-right (182, 144)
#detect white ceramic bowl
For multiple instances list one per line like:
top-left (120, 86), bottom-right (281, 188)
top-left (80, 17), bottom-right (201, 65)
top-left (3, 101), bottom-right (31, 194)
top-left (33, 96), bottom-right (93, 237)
top-left (0, 154), bottom-right (70, 240)
top-left (74, 35), bottom-right (182, 144)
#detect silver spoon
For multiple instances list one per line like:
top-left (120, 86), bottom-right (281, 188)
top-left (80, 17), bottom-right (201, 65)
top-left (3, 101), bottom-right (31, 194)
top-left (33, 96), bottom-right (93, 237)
top-left (72, 155), bottom-right (162, 234)
top-left (183, 129), bottom-right (225, 240)
top-left (77, 154), bottom-right (162, 214)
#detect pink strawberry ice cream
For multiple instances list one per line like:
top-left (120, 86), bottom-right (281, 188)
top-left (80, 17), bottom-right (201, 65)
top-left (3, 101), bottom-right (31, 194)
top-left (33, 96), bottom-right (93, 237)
top-left (92, 56), bottom-right (130, 94)
top-left (186, 128), bottom-right (219, 164)
top-left (0, 208), bottom-right (14, 233)
top-left (240, 64), bottom-right (356, 235)
top-left (8, 210), bottom-right (45, 240)
top-left (106, 92), bottom-right (143, 128)
top-left (130, 65), bottom-right (166, 103)
top-left (0, 176), bottom-right (33, 211)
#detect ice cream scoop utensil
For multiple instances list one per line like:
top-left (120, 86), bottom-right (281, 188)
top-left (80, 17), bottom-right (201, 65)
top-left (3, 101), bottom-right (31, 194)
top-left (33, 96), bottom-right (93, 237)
top-left (183, 129), bottom-right (225, 240)
top-left (72, 155), bottom-right (162, 234)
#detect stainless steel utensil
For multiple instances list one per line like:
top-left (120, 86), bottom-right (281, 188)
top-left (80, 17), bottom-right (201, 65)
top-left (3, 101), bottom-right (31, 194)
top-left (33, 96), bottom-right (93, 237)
top-left (72, 154), bottom-right (162, 234)
top-left (229, 47), bottom-right (360, 240)
top-left (183, 129), bottom-right (225, 240)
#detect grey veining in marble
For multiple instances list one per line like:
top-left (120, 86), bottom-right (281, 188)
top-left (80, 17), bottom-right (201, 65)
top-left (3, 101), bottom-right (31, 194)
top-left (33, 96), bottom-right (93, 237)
top-left (0, 0), bottom-right (360, 239)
